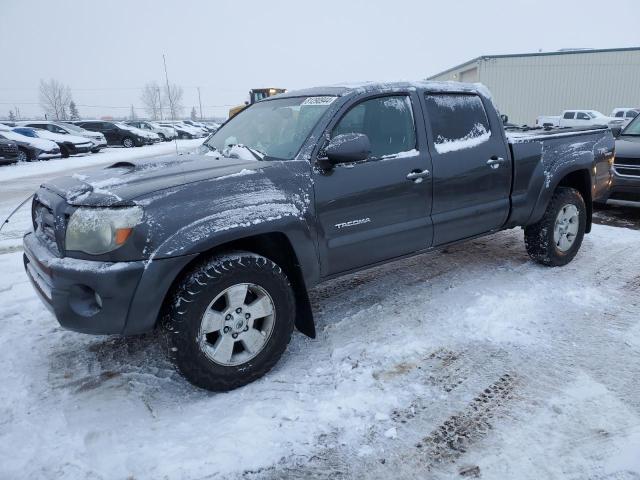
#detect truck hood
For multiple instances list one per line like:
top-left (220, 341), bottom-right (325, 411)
top-left (42, 155), bottom-right (264, 207)
top-left (615, 135), bottom-right (640, 158)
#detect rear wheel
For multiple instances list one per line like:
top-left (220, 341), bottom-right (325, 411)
top-left (122, 137), bottom-right (134, 148)
top-left (165, 252), bottom-right (295, 391)
top-left (524, 187), bottom-right (586, 266)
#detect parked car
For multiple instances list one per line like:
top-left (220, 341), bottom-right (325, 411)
top-left (611, 108), bottom-right (640, 126)
top-left (12, 127), bottom-right (93, 158)
top-left (23, 81), bottom-right (613, 391)
top-left (24, 121), bottom-right (107, 153)
top-left (605, 113), bottom-right (640, 203)
top-left (125, 121), bottom-right (177, 142)
top-left (73, 121), bottom-right (148, 148)
top-left (0, 138), bottom-right (19, 165)
top-left (183, 120), bottom-right (212, 133)
top-left (117, 122), bottom-right (160, 144)
top-left (536, 115), bottom-right (561, 128)
top-left (157, 122), bottom-right (203, 139)
top-left (559, 110), bottom-right (626, 128)
top-left (0, 125), bottom-right (60, 161)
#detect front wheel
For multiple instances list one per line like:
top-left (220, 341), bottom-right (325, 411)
top-left (122, 137), bottom-right (134, 148)
top-left (17, 148), bottom-right (31, 162)
top-left (524, 187), bottom-right (586, 266)
top-left (165, 252), bottom-right (295, 391)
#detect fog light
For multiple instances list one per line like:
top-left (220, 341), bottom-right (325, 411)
top-left (68, 284), bottom-right (102, 317)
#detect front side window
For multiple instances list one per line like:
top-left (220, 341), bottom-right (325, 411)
top-left (424, 93), bottom-right (491, 154)
top-left (204, 96), bottom-right (335, 160)
top-left (577, 112), bottom-right (590, 120)
top-left (332, 95), bottom-right (416, 158)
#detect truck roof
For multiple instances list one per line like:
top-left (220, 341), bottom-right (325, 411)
top-left (275, 81), bottom-right (492, 100)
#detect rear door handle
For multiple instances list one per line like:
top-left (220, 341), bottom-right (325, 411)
top-left (406, 169), bottom-right (431, 182)
top-left (486, 156), bottom-right (505, 169)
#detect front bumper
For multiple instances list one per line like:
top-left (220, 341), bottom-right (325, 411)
top-left (70, 144), bottom-right (93, 154)
top-left (23, 232), bottom-right (197, 335)
top-left (608, 168), bottom-right (640, 202)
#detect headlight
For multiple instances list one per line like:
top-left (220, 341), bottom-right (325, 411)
top-left (65, 207), bottom-right (143, 255)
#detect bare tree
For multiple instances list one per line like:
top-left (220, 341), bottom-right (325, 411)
top-left (140, 82), bottom-right (162, 120)
top-left (163, 83), bottom-right (184, 119)
top-left (39, 79), bottom-right (72, 120)
top-left (190, 106), bottom-right (197, 120)
top-left (8, 110), bottom-right (16, 122)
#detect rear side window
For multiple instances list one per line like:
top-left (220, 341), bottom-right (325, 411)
top-left (423, 94), bottom-right (491, 154)
top-left (615, 111), bottom-right (624, 117)
top-left (332, 95), bottom-right (416, 158)
top-left (563, 112), bottom-right (575, 119)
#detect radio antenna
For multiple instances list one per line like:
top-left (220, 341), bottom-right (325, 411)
top-left (162, 54), bottom-right (179, 156)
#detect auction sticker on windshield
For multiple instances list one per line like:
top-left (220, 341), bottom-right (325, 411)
top-left (302, 96), bottom-right (337, 106)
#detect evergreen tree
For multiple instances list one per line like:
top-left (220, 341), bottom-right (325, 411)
top-left (69, 101), bottom-right (80, 120)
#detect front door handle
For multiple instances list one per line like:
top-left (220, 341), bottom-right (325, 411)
top-left (406, 169), bottom-right (431, 182)
top-left (486, 156), bottom-right (505, 169)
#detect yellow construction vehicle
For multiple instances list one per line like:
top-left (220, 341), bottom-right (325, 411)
top-left (228, 88), bottom-right (286, 118)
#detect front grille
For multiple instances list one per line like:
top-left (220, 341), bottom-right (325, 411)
top-left (615, 157), bottom-right (640, 167)
top-left (0, 142), bottom-right (18, 156)
top-left (32, 199), bottom-right (59, 253)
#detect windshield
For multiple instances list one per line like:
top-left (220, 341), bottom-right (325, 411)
top-left (622, 114), bottom-right (640, 135)
top-left (204, 96), bottom-right (335, 160)
top-left (62, 123), bottom-right (84, 132)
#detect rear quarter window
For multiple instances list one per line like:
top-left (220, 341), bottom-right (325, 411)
top-left (423, 93), bottom-right (491, 154)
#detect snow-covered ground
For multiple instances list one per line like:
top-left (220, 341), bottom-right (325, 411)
top-left (1, 222), bottom-right (639, 479)
top-left (0, 140), bottom-right (202, 254)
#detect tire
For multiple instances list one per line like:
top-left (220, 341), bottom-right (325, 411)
top-left (91, 148), bottom-right (101, 153)
top-left (122, 137), bottom-right (134, 148)
top-left (60, 145), bottom-right (70, 158)
top-left (165, 251), bottom-right (295, 391)
top-left (157, 133), bottom-right (166, 141)
top-left (17, 148), bottom-right (30, 162)
top-left (524, 187), bottom-right (586, 267)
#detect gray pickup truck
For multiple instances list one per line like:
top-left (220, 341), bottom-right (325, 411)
top-left (23, 81), bottom-right (614, 391)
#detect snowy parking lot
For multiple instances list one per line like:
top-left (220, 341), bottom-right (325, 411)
top-left (1, 148), bottom-right (640, 479)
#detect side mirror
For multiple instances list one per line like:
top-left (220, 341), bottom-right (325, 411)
top-left (319, 133), bottom-right (371, 169)
top-left (610, 126), bottom-right (622, 138)
top-left (500, 114), bottom-right (509, 124)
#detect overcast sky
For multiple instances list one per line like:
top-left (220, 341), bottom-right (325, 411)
top-left (2, 0), bottom-right (639, 120)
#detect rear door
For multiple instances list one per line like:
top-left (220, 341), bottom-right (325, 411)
top-left (422, 93), bottom-right (511, 245)
top-left (313, 92), bottom-right (433, 276)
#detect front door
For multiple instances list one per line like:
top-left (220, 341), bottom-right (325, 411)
top-left (314, 93), bottom-right (433, 276)
top-left (422, 93), bottom-right (511, 245)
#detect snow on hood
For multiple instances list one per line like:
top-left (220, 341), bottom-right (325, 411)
top-left (0, 129), bottom-right (58, 150)
top-left (43, 155), bottom-right (263, 207)
top-left (32, 130), bottom-right (92, 145)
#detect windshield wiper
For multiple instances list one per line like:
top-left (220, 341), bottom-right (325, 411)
top-left (229, 144), bottom-right (265, 161)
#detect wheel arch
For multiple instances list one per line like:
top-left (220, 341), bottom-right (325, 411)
top-left (529, 168), bottom-right (593, 233)
top-left (159, 231), bottom-right (316, 339)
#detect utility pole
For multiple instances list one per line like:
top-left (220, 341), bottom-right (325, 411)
top-left (162, 54), bottom-right (179, 155)
top-left (157, 84), bottom-right (163, 120)
top-left (197, 87), bottom-right (203, 120)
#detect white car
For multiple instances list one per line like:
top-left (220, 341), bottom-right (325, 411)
top-left (158, 122), bottom-right (206, 139)
top-left (115, 122), bottom-right (161, 143)
top-left (21, 121), bottom-right (107, 152)
top-left (126, 121), bottom-right (177, 141)
top-left (558, 110), bottom-right (626, 128)
top-left (13, 126), bottom-right (94, 157)
top-left (535, 115), bottom-right (561, 128)
top-left (0, 125), bottom-right (60, 161)
top-left (611, 108), bottom-right (640, 126)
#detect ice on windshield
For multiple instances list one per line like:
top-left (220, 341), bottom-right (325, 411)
top-left (204, 96), bottom-right (335, 160)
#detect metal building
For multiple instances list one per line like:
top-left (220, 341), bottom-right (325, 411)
top-left (428, 47), bottom-right (640, 125)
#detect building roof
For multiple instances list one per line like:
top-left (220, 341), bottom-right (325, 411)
top-left (428, 46), bottom-right (640, 79)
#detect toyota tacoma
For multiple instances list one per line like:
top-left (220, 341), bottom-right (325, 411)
top-left (23, 82), bottom-right (614, 391)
